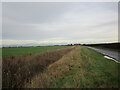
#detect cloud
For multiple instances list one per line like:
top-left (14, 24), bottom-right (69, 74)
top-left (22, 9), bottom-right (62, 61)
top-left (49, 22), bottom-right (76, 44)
top-left (2, 2), bottom-right (118, 45)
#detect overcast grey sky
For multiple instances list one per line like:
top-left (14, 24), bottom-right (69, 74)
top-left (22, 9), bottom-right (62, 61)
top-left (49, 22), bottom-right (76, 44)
top-left (2, 2), bottom-right (118, 46)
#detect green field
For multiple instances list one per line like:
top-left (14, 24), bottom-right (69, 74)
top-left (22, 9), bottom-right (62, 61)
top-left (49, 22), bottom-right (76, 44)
top-left (2, 46), bottom-right (68, 58)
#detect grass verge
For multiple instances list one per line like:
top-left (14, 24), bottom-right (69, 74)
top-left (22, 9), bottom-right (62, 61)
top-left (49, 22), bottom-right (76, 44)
top-left (27, 46), bottom-right (119, 88)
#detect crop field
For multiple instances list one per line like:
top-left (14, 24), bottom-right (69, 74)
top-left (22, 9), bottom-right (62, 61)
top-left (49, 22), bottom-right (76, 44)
top-left (2, 46), bottom-right (68, 58)
top-left (2, 46), bottom-right (119, 88)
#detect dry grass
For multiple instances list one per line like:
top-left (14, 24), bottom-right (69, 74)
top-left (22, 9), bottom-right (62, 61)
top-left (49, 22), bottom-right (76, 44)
top-left (2, 46), bottom-right (75, 88)
top-left (3, 46), bottom-right (118, 88)
top-left (26, 46), bottom-right (80, 88)
top-left (26, 46), bottom-right (119, 88)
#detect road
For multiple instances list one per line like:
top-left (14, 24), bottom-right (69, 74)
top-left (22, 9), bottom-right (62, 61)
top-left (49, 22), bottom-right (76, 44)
top-left (86, 46), bottom-right (119, 63)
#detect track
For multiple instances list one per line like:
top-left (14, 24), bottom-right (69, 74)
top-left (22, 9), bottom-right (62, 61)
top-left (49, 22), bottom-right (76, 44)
top-left (86, 46), bottom-right (119, 63)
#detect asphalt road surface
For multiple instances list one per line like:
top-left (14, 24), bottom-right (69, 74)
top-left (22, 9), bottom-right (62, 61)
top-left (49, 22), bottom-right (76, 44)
top-left (86, 46), bottom-right (119, 63)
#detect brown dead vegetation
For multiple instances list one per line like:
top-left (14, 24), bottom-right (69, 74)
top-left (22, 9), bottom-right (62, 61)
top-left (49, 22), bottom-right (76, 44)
top-left (2, 46), bottom-right (75, 88)
top-left (25, 46), bottom-right (119, 88)
top-left (26, 46), bottom-right (81, 88)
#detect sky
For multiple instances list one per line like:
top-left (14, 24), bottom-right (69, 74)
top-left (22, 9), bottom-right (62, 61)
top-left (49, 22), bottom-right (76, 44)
top-left (2, 2), bottom-right (118, 46)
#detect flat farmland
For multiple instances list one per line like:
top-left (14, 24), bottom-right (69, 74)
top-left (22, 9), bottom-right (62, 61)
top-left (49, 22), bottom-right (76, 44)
top-left (2, 46), bottom-right (119, 88)
top-left (2, 46), bottom-right (68, 58)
